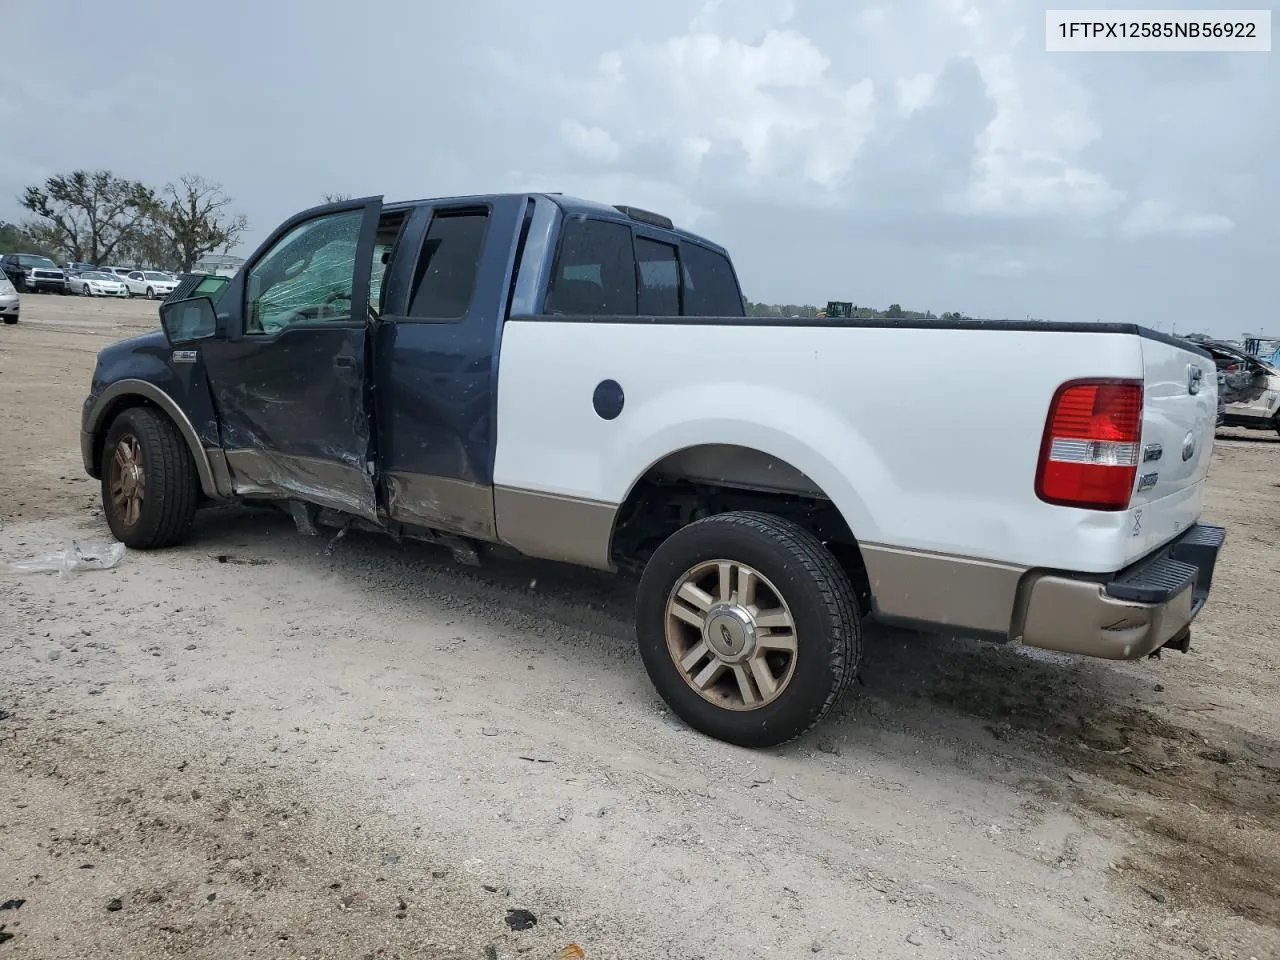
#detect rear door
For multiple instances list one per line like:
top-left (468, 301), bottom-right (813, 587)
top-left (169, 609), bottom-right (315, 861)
top-left (199, 196), bottom-right (384, 521)
top-left (1127, 335), bottom-right (1216, 555)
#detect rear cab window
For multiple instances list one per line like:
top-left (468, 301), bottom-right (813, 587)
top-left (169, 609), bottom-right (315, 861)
top-left (544, 211), bottom-right (744, 318)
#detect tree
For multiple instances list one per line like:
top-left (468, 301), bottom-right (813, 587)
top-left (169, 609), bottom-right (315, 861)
top-left (0, 221), bottom-right (57, 259)
top-left (20, 170), bottom-right (156, 263)
top-left (151, 175), bottom-right (248, 272)
top-left (322, 193), bottom-right (352, 203)
top-left (117, 222), bottom-right (179, 271)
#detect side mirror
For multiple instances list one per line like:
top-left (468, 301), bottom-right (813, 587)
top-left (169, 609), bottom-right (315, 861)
top-left (159, 296), bottom-right (221, 345)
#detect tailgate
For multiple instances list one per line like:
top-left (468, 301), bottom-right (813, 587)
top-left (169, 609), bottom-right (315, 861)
top-left (1125, 335), bottom-right (1216, 562)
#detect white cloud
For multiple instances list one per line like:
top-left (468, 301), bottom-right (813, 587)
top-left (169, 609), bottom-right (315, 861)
top-left (0, 0), bottom-right (1270, 333)
top-left (1118, 200), bottom-right (1235, 240)
top-left (895, 72), bottom-right (937, 114)
top-left (559, 121), bottom-right (622, 164)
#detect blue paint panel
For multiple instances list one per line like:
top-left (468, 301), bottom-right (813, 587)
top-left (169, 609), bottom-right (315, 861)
top-left (592, 379), bottom-right (625, 420)
top-left (88, 331), bottom-right (221, 447)
top-left (373, 195), bottom-right (530, 488)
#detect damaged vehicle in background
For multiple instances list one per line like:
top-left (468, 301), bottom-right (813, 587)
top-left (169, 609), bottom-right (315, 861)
top-left (1190, 336), bottom-right (1280, 437)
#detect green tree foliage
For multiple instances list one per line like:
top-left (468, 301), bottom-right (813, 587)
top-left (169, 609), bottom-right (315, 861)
top-left (20, 170), bottom-right (156, 264)
top-left (0, 220), bottom-right (57, 259)
top-left (746, 300), bottom-right (938, 320)
top-left (153, 175), bottom-right (249, 272)
top-left (17, 169), bottom-right (248, 270)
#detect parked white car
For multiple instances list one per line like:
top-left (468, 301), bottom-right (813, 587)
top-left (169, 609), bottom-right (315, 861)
top-left (124, 270), bottom-right (178, 299)
top-left (0, 274), bottom-right (19, 323)
top-left (71, 270), bottom-right (130, 297)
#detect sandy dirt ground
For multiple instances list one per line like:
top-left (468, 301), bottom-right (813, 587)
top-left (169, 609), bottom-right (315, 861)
top-left (0, 294), bottom-right (1277, 960)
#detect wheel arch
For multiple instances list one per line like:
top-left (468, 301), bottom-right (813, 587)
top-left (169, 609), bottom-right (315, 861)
top-left (88, 380), bottom-right (223, 499)
top-left (609, 442), bottom-right (873, 613)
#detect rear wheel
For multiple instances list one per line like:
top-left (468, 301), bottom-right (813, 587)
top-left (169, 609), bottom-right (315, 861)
top-left (101, 407), bottom-right (199, 549)
top-left (635, 510), bottom-right (862, 748)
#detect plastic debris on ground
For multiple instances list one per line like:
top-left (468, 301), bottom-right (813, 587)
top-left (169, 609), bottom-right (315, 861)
top-left (7, 539), bottom-right (126, 576)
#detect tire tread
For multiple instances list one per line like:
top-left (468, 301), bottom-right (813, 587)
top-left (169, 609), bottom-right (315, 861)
top-left (637, 509), bottom-right (863, 747)
top-left (103, 407), bottom-right (199, 548)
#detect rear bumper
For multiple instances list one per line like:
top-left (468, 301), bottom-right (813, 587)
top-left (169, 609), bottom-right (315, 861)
top-left (1019, 523), bottom-right (1226, 660)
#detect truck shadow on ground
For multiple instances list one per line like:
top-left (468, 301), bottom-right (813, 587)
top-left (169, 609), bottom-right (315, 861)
top-left (187, 502), bottom-right (1280, 936)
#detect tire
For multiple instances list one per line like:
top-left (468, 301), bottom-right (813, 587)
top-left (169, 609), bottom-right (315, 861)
top-left (81, 283), bottom-right (91, 296)
top-left (2, 315), bottom-right (16, 325)
top-left (146, 286), bottom-right (155, 299)
top-left (100, 407), bottom-right (199, 549)
top-left (635, 510), bottom-right (862, 748)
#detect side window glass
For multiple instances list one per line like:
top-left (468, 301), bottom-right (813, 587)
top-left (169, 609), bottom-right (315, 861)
top-left (370, 210), bottom-right (410, 315)
top-left (244, 209), bottom-right (364, 334)
top-left (406, 209), bottom-right (489, 321)
top-left (680, 242), bottom-right (745, 316)
top-left (545, 218), bottom-right (637, 316)
top-left (635, 237), bottom-right (680, 316)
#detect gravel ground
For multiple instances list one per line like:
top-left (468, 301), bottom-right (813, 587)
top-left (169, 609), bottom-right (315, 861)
top-left (1, 295), bottom-right (1277, 960)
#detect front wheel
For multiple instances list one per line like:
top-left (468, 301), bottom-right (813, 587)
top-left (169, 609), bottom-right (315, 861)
top-left (635, 511), bottom-right (862, 748)
top-left (145, 286), bottom-right (155, 299)
top-left (101, 407), bottom-right (199, 549)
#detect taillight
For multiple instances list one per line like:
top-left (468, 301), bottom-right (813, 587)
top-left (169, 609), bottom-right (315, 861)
top-left (1036, 379), bottom-right (1143, 511)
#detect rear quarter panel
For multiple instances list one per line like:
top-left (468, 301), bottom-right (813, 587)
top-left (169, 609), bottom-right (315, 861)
top-left (493, 320), bottom-right (1162, 573)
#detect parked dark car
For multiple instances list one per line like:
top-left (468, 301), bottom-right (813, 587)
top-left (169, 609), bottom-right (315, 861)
top-left (1, 253), bottom-right (68, 293)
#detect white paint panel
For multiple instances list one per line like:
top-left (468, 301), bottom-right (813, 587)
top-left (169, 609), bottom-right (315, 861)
top-left (493, 321), bottom-right (1213, 573)
top-left (1129, 336), bottom-right (1216, 562)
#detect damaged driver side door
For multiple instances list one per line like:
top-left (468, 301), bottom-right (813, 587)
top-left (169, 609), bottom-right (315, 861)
top-left (200, 197), bottom-right (384, 521)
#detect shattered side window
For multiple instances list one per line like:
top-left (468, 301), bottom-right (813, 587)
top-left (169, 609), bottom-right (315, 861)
top-left (244, 210), bottom-right (363, 334)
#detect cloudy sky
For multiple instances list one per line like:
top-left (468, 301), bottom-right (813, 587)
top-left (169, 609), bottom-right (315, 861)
top-left (2, 0), bottom-right (1274, 335)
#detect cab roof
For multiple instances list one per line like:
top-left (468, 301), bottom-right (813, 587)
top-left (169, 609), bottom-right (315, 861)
top-left (383, 192), bottom-right (731, 258)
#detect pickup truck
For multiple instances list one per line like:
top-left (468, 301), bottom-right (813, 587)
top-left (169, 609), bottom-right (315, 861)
top-left (79, 192), bottom-right (1226, 748)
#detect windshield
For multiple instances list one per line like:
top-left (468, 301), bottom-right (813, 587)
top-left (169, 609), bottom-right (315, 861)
top-left (143, 272), bottom-right (170, 280)
top-left (25, 256), bottom-right (59, 269)
top-left (82, 271), bottom-right (114, 280)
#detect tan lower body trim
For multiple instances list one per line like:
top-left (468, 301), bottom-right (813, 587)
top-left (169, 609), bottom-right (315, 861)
top-left (385, 472), bottom-right (496, 540)
top-left (224, 448), bottom-right (378, 522)
top-left (493, 486), bottom-right (618, 570)
top-left (1017, 574), bottom-right (1193, 660)
top-left (860, 543), bottom-right (1025, 635)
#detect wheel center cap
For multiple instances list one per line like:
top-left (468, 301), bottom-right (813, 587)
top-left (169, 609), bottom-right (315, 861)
top-left (703, 603), bottom-right (757, 663)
